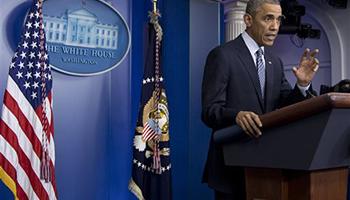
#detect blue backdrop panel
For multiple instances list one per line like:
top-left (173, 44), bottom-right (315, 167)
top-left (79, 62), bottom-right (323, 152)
top-left (189, 1), bottom-right (220, 199)
top-left (53, 73), bottom-right (110, 200)
top-left (161, 1), bottom-right (190, 199)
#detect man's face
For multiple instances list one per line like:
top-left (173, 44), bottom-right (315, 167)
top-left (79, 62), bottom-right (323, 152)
top-left (244, 3), bottom-right (283, 46)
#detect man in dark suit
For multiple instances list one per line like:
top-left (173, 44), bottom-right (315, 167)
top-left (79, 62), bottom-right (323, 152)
top-left (201, 0), bottom-right (319, 199)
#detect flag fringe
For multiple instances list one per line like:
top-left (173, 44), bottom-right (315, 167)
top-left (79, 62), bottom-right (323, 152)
top-left (0, 166), bottom-right (19, 200)
top-left (128, 178), bottom-right (145, 200)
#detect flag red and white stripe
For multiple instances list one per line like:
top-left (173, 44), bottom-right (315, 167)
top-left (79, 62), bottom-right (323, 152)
top-left (0, 78), bottom-right (57, 200)
top-left (0, 77), bottom-right (57, 199)
top-left (142, 121), bottom-right (160, 142)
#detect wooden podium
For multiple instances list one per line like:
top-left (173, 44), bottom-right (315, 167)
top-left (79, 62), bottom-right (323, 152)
top-left (216, 93), bottom-right (350, 200)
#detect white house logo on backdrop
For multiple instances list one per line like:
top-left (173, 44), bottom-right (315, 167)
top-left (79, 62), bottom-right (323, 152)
top-left (42, 0), bottom-right (130, 76)
top-left (44, 9), bottom-right (119, 50)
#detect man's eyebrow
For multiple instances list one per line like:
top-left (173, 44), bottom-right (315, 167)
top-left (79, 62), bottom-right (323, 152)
top-left (264, 14), bottom-right (285, 19)
top-left (264, 14), bottom-right (281, 17)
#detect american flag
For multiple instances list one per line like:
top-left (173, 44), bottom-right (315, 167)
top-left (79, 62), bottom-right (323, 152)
top-left (0, 0), bottom-right (57, 199)
top-left (142, 120), bottom-right (161, 142)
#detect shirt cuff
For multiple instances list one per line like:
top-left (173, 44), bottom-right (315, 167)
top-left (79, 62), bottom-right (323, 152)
top-left (297, 83), bottom-right (311, 96)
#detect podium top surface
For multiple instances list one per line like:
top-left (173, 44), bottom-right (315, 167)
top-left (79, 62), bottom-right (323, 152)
top-left (261, 92), bottom-right (350, 129)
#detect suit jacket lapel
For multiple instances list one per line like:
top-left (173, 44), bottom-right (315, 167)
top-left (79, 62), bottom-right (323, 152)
top-left (236, 36), bottom-right (264, 111)
top-left (264, 52), bottom-right (274, 112)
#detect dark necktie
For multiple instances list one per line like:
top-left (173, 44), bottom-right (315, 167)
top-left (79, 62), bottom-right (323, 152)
top-left (256, 48), bottom-right (265, 98)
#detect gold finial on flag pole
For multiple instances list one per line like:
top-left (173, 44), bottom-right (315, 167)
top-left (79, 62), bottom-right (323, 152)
top-left (153, 0), bottom-right (157, 14)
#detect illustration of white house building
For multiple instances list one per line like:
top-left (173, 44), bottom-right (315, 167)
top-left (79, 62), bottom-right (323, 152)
top-left (43, 9), bottom-right (119, 50)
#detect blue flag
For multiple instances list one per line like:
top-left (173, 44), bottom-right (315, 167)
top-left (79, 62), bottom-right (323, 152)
top-left (129, 11), bottom-right (172, 200)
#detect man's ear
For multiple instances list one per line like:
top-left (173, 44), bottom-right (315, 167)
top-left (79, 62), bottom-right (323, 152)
top-left (244, 14), bottom-right (252, 28)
